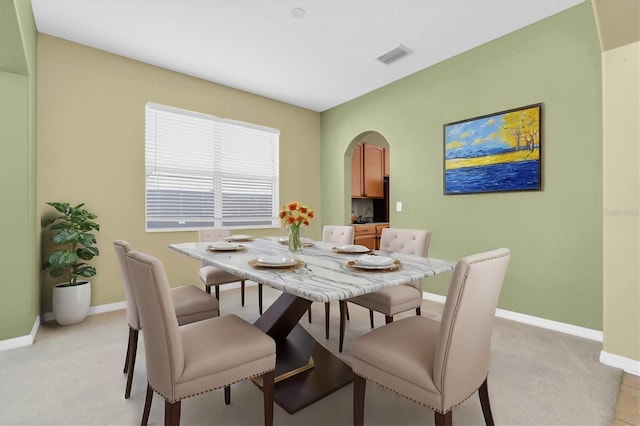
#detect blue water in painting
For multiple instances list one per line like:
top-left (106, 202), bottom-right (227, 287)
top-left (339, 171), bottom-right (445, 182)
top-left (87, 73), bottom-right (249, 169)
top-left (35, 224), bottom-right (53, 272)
top-left (445, 160), bottom-right (539, 194)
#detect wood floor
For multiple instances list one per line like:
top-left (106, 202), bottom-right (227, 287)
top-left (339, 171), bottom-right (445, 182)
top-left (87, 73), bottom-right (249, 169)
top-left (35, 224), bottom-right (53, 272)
top-left (615, 373), bottom-right (640, 425)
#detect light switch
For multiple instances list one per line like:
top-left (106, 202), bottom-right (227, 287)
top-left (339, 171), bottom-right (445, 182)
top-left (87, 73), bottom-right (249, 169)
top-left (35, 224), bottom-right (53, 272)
top-left (396, 201), bottom-right (402, 212)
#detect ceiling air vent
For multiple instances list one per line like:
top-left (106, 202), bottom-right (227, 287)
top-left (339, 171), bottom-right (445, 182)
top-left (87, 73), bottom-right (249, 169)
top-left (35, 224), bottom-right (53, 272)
top-left (377, 45), bottom-right (412, 65)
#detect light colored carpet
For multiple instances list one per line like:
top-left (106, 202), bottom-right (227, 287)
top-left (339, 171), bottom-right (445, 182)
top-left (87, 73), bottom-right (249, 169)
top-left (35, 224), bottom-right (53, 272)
top-left (0, 285), bottom-right (621, 425)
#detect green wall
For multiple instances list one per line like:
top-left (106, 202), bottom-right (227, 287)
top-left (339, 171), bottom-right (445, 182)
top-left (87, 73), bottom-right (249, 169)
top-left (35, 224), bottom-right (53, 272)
top-left (0, 0), bottom-right (38, 341)
top-left (321, 3), bottom-right (603, 329)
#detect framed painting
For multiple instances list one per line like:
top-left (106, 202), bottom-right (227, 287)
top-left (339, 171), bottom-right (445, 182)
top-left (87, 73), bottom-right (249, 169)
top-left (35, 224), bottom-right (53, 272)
top-left (443, 103), bottom-right (542, 195)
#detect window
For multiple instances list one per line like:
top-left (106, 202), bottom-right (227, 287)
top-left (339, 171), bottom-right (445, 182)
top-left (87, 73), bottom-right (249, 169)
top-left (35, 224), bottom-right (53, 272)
top-left (145, 102), bottom-right (280, 231)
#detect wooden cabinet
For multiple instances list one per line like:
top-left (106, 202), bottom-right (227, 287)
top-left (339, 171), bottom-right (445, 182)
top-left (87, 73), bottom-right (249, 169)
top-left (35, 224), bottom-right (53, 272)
top-left (375, 224), bottom-right (390, 250)
top-left (354, 223), bottom-right (389, 250)
top-left (384, 147), bottom-right (390, 176)
top-left (351, 143), bottom-right (363, 197)
top-left (353, 224), bottom-right (377, 250)
top-left (351, 143), bottom-right (384, 198)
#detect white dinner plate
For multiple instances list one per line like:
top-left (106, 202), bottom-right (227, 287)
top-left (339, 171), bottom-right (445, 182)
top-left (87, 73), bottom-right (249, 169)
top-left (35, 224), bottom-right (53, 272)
top-left (347, 261), bottom-right (399, 270)
top-left (224, 234), bottom-right (254, 242)
top-left (207, 242), bottom-right (241, 251)
top-left (333, 244), bottom-right (370, 253)
top-left (353, 254), bottom-right (394, 267)
top-left (256, 255), bottom-right (297, 267)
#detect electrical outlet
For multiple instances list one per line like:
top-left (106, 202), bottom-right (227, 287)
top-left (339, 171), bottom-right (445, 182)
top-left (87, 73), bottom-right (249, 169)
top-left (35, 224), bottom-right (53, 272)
top-left (396, 201), bottom-right (402, 212)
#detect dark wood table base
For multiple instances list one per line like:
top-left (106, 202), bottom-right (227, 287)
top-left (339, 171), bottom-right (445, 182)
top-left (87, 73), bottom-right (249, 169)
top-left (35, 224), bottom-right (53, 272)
top-left (254, 293), bottom-right (354, 414)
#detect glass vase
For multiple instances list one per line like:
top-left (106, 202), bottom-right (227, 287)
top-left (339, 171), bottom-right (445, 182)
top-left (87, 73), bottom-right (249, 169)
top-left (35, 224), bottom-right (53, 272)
top-left (288, 224), bottom-right (303, 253)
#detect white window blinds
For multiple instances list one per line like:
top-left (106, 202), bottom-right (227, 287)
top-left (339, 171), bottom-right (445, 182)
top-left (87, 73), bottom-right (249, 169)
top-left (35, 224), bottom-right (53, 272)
top-left (145, 102), bottom-right (280, 231)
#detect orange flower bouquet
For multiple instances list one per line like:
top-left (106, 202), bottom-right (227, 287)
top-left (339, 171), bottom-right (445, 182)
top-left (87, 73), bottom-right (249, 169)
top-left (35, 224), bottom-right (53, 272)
top-left (279, 201), bottom-right (314, 252)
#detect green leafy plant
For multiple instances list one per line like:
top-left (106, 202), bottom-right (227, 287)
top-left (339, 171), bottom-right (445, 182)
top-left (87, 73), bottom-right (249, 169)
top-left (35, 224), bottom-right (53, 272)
top-left (42, 202), bottom-right (100, 286)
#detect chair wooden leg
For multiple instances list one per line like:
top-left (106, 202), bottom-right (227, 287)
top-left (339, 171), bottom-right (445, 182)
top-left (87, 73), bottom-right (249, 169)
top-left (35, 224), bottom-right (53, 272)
top-left (324, 302), bottom-right (331, 339)
top-left (123, 329), bottom-right (130, 374)
top-left (262, 370), bottom-right (275, 426)
top-left (339, 300), bottom-right (347, 352)
top-left (224, 385), bottom-right (231, 405)
top-left (141, 383), bottom-right (153, 426)
top-left (240, 280), bottom-right (246, 306)
top-left (434, 410), bottom-right (452, 426)
top-left (308, 306), bottom-right (312, 323)
top-left (353, 374), bottom-right (366, 426)
top-left (215, 286), bottom-right (220, 300)
top-left (258, 284), bottom-right (263, 315)
top-left (478, 377), bottom-right (495, 426)
top-left (205, 285), bottom-right (212, 295)
top-left (164, 399), bottom-right (181, 426)
top-left (125, 327), bottom-right (138, 399)
top-left (385, 315), bottom-right (393, 324)
top-left (416, 307), bottom-right (421, 316)
top-left (369, 310), bottom-right (374, 328)
top-left (345, 303), bottom-right (350, 320)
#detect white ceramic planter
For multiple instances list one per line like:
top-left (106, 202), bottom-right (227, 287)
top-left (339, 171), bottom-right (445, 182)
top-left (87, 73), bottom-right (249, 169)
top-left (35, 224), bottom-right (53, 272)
top-left (52, 281), bottom-right (91, 326)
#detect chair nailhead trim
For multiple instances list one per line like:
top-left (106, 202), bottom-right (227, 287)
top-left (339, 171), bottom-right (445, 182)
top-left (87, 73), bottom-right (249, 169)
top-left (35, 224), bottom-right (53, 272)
top-left (151, 367), bottom-right (276, 403)
top-left (352, 371), bottom-right (477, 415)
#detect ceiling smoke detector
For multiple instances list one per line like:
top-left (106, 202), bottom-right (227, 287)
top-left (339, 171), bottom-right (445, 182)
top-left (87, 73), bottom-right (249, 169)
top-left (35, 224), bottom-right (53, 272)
top-left (377, 45), bottom-right (412, 65)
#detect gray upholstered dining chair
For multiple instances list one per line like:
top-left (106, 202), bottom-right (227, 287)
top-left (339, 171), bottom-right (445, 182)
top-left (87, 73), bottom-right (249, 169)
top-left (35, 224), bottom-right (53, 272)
top-left (351, 248), bottom-right (511, 426)
top-left (126, 249), bottom-right (276, 426)
top-left (339, 227), bottom-right (431, 352)
top-left (308, 225), bottom-right (355, 339)
top-left (198, 228), bottom-right (247, 310)
top-left (113, 240), bottom-right (220, 399)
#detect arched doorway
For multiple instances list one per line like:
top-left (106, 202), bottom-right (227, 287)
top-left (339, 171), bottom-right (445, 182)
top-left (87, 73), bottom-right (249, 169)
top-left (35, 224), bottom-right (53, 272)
top-left (348, 131), bottom-right (390, 224)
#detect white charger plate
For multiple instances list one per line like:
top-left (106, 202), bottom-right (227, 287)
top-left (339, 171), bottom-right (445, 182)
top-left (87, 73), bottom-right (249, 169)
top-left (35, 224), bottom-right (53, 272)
top-left (256, 255), bottom-right (297, 267)
top-left (224, 234), bottom-right (254, 242)
top-left (333, 244), bottom-right (370, 253)
top-left (349, 263), bottom-right (396, 270)
top-left (347, 259), bottom-right (401, 270)
top-left (207, 242), bottom-right (241, 251)
top-left (354, 254), bottom-right (394, 267)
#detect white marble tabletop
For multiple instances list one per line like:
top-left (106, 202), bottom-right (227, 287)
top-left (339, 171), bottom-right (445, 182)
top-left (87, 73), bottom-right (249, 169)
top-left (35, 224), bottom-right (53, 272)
top-left (170, 237), bottom-right (455, 303)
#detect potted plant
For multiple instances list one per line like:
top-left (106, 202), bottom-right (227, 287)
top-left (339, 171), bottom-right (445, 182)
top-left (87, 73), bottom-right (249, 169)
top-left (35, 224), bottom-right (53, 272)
top-left (42, 202), bottom-right (100, 326)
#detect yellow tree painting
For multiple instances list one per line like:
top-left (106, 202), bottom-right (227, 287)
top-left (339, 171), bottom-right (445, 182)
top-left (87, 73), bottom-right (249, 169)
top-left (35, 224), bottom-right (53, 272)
top-left (444, 104), bottom-right (541, 194)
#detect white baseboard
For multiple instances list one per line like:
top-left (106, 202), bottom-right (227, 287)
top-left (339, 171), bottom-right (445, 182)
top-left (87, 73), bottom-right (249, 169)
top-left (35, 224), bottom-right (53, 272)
top-left (422, 292), bottom-right (447, 304)
top-left (421, 292), bottom-right (640, 374)
top-left (42, 301), bottom-right (127, 323)
top-left (600, 351), bottom-right (640, 376)
top-left (0, 315), bottom-right (41, 351)
top-left (494, 308), bottom-right (604, 341)
top-left (89, 301), bottom-right (127, 315)
top-left (422, 291), bottom-right (603, 341)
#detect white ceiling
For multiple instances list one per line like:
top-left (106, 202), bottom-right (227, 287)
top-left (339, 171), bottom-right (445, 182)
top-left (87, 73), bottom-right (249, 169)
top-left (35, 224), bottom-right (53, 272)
top-left (31, 0), bottom-right (584, 112)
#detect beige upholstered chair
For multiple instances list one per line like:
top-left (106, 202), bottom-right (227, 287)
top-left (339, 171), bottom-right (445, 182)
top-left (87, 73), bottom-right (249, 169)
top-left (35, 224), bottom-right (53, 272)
top-left (339, 228), bottom-right (431, 352)
top-left (310, 225), bottom-right (355, 339)
top-left (322, 225), bottom-right (356, 246)
top-left (113, 240), bottom-right (220, 399)
top-left (126, 250), bottom-right (276, 426)
top-left (198, 229), bottom-right (247, 309)
top-left (352, 248), bottom-right (511, 426)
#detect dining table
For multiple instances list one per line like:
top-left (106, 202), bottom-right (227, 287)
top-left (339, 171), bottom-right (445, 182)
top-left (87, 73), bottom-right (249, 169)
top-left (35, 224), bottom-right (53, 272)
top-left (170, 236), bottom-right (455, 414)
